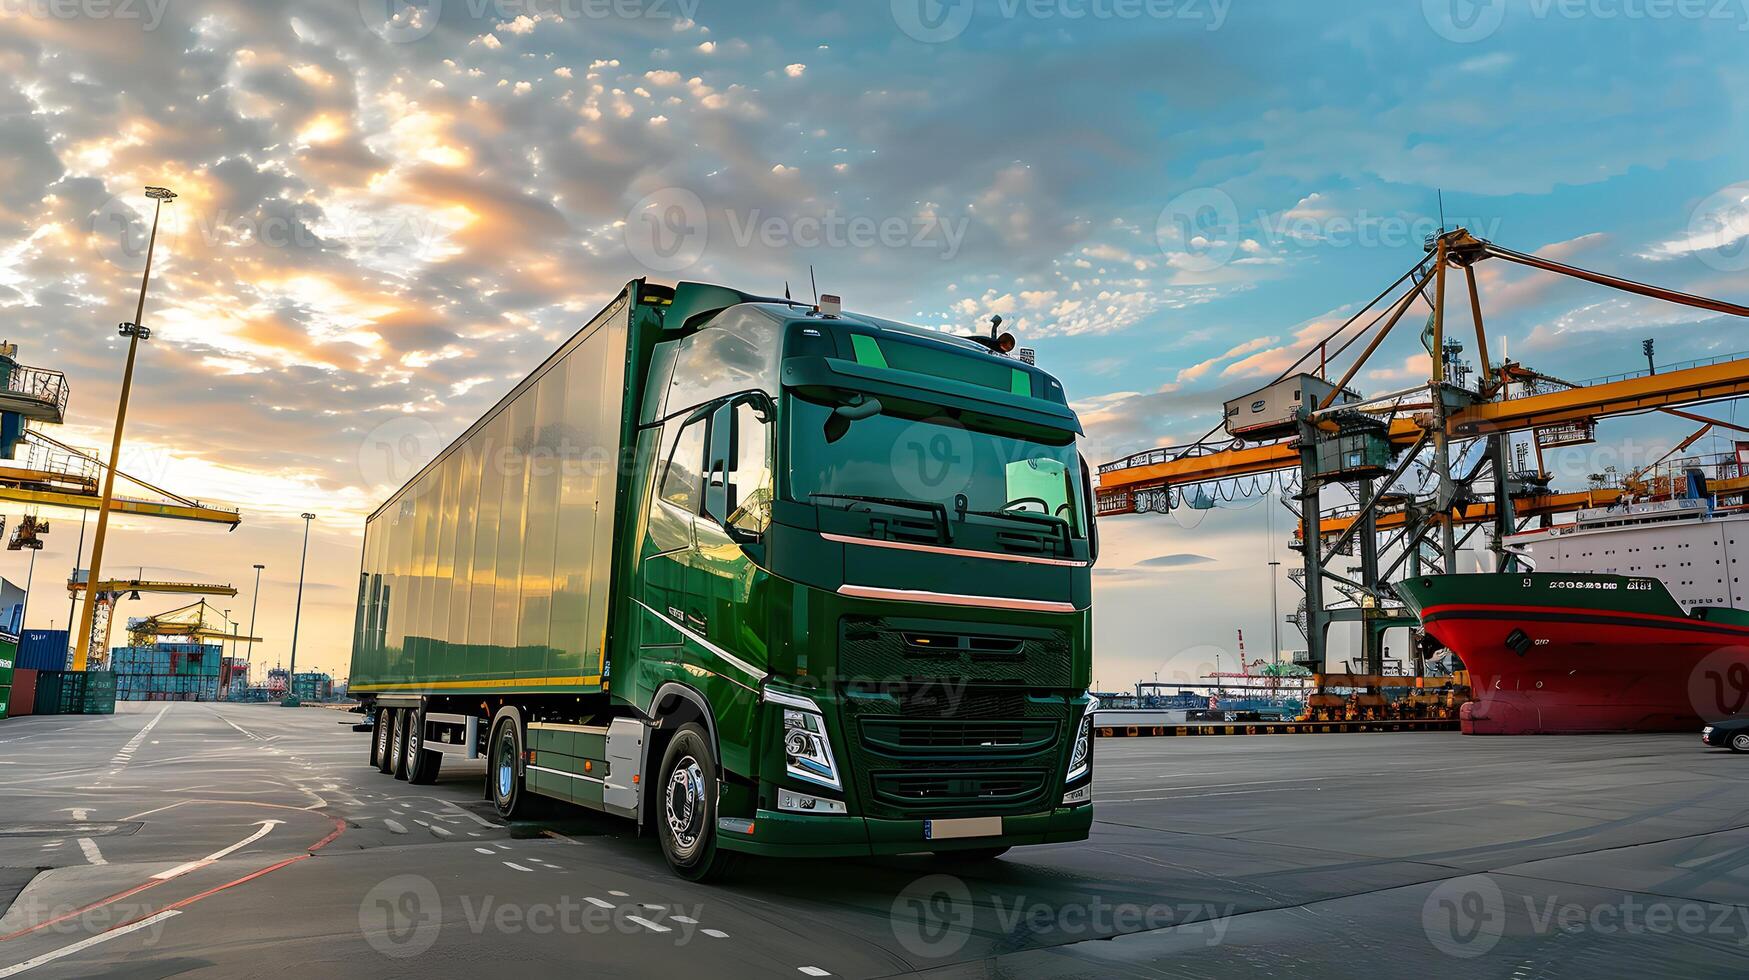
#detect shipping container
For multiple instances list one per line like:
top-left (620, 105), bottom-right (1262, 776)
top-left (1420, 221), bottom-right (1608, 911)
top-left (18, 629), bottom-right (69, 672)
top-left (9, 667), bottom-right (35, 717)
top-left (0, 685), bottom-right (9, 719)
top-left (31, 670), bottom-right (116, 715)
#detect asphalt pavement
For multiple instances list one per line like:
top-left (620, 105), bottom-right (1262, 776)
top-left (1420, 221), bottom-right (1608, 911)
top-left (0, 702), bottom-right (1745, 977)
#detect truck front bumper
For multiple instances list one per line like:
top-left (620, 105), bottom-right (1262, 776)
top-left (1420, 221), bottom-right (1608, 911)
top-left (716, 804), bottom-right (1094, 858)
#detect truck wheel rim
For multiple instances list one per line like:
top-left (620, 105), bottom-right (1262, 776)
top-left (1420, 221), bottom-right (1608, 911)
top-left (665, 756), bottom-right (705, 850)
top-left (497, 735), bottom-right (515, 799)
top-left (1736, 733), bottom-right (1749, 751)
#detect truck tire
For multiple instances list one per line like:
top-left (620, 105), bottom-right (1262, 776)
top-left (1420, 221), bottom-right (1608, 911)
top-left (656, 723), bottom-right (739, 882)
top-left (488, 717), bottom-right (536, 819)
top-left (405, 707), bottom-right (442, 785)
top-left (371, 707), bottom-right (392, 771)
top-left (391, 709), bottom-right (411, 780)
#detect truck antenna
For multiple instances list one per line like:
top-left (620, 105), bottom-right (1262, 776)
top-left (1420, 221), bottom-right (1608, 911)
top-left (809, 265), bottom-right (819, 310)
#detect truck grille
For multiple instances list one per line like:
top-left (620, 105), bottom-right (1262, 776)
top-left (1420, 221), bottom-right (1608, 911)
top-left (838, 616), bottom-right (1072, 688)
top-left (859, 718), bottom-right (1059, 757)
top-left (870, 770), bottom-right (1050, 810)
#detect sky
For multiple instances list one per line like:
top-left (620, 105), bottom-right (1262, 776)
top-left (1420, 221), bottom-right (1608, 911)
top-left (2, 0), bottom-right (1747, 690)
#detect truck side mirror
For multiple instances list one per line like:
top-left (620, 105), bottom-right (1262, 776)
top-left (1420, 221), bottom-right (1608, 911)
top-left (703, 400), bottom-right (738, 526)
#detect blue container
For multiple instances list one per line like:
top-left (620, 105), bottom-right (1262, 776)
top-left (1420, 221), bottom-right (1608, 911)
top-left (19, 630), bottom-right (70, 672)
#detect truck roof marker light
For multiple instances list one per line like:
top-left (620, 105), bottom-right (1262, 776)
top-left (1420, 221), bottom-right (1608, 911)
top-left (818, 293), bottom-right (841, 317)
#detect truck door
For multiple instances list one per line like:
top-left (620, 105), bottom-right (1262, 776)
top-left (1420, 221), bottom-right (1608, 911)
top-left (693, 397), bottom-right (774, 685)
top-left (639, 413), bottom-right (707, 648)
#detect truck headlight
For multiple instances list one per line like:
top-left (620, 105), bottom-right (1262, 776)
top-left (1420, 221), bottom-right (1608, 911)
top-left (765, 687), bottom-right (842, 792)
top-left (1065, 702), bottom-right (1092, 784)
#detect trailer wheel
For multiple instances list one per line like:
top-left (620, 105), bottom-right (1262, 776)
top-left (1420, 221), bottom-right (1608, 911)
top-left (405, 707), bottom-right (442, 785)
top-left (1732, 732), bottom-right (1749, 754)
top-left (488, 717), bottom-right (535, 819)
top-left (371, 707), bottom-right (392, 771)
top-left (391, 709), bottom-right (411, 780)
top-left (656, 722), bottom-right (738, 882)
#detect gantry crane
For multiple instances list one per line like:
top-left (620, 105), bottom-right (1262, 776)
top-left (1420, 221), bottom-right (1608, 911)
top-left (67, 574), bottom-right (240, 669)
top-left (1098, 228), bottom-right (1749, 673)
top-left (126, 598), bottom-right (260, 647)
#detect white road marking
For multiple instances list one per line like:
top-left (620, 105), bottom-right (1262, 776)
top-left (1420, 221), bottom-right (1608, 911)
top-left (474, 847), bottom-right (495, 855)
top-left (626, 915), bottom-right (669, 933)
top-left (62, 808), bottom-right (92, 821)
top-left (672, 915), bottom-right (697, 924)
top-left (702, 929), bottom-right (728, 939)
top-left (584, 897), bottom-right (614, 909)
top-left (0, 909), bottom-right (181, 977)
top-left (798, 968), bottom-right (831, 977)
top-left (384, 819), bottom-right (408, 834)
top-left (152, 820), bottom-right (283, 881)
top-left (608, 889), bottom-right (629, 897)
top-left (430, 826), bottom-right (453, 837)
top-left (77, 838), bottom-right (105, 866)
top-left (503, 862), bottom-right (532, 872)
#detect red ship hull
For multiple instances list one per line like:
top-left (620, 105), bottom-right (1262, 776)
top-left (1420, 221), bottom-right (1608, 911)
top-left (1395, 574), bottom-right (1749, 735)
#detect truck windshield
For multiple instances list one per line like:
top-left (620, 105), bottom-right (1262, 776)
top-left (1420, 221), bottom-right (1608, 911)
top-left (786, 395), bottom-right (1086, 537)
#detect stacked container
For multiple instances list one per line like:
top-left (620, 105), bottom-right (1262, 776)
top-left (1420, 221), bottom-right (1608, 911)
top-left (110, 641), bottom-right (223, 701)
top-left (31, 670), bottom-right (116, 715)
top-left (18, 629), bottom-right (69, 672)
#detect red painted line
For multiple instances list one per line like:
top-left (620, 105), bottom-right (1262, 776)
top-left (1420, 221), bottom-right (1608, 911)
top-left (150, 855), bottom-right (309, 916)
top-left (307, 818), bottom-right (347, 853)
top-left (0, 880), bottom-right (166, 943)
top-left (0, 816), bottom-right (345, 944)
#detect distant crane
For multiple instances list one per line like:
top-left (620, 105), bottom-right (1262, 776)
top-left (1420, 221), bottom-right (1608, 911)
top-left (66, 575), bottom-right (240, 669)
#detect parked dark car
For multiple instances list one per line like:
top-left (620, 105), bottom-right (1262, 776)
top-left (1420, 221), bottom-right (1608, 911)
top-left (1702, 718), bottom-right (1749, 753)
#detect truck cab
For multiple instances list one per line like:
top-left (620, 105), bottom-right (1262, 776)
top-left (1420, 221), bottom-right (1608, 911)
top-left (622, 286), bottom-right (1095, 875)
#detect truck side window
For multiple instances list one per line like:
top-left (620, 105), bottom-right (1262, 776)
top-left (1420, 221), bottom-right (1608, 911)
top-left (660, 418), bottom-right (709, 515)
top-left (728, 401), bottom-right (773, 534)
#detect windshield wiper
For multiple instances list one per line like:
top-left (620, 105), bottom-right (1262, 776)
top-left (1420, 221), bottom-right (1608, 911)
top-left (808, 493), bottom-right (952, 543)
top-left (963, 508), bottom-right (1073, 554)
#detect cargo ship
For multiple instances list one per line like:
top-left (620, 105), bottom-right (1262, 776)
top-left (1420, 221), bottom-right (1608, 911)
top-left (1394, 496), bottom-right (1749, 734)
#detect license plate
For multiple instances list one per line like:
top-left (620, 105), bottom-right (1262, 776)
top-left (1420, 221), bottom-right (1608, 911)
top-left (924, 817), bottom-right (1003, 841)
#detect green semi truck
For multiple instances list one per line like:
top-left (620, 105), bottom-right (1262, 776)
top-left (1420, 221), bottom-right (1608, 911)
top-left (348, 279), bottom-right (1096, 879)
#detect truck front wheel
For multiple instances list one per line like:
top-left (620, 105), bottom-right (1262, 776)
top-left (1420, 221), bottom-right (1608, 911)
top-left (488, 718), bottom-right (534, 819)
top-left (656, 723), bottom-right (738, 882)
